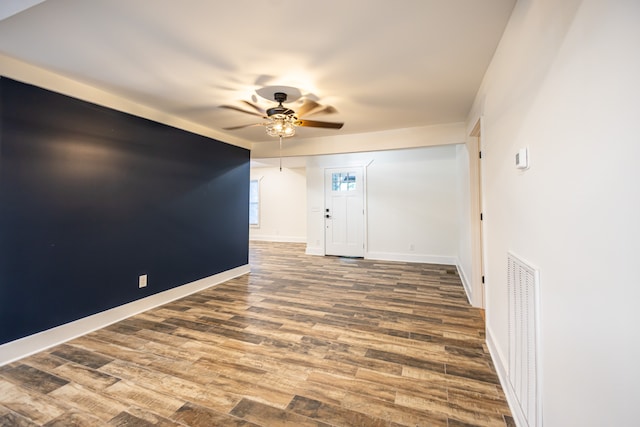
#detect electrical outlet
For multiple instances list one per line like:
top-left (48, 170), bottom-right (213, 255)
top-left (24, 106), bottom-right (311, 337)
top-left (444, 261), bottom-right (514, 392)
top-left (409, 243), bottom-right (415, 251)
top-left (139, 274), bottom-right (147, 288)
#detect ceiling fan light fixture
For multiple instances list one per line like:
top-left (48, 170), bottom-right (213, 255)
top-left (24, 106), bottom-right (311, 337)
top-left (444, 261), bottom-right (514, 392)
top-left (266, 114), bottom-right (296, 138)
top-left (220, 88), bottom-right (343, 136)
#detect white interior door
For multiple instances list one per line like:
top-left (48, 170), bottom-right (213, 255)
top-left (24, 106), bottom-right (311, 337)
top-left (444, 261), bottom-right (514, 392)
top-left (324, 167), bottom-right (364, 257)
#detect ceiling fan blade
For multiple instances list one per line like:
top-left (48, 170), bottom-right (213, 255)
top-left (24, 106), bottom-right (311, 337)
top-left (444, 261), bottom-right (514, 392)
top-left (305, 105), bottom-right (338, 116)
top-left (222, 123), bottom-right (265, 130)
top-left (296, 99), bottom-right (321, 117)
top-left (219, 105), bottom-right (265, 117)
top-left (296, 119), bottom-right (344, 129)
top-left (240, 100), bottom-right (266, 115)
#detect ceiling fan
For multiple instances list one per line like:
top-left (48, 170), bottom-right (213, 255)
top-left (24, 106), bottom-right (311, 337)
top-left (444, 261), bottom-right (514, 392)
top-left (219, 91), bottom-right (344, 138)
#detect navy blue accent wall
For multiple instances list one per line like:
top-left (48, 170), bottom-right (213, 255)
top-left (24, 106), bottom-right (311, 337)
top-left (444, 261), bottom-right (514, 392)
top-left (0, 77), bottom-right (250, 344)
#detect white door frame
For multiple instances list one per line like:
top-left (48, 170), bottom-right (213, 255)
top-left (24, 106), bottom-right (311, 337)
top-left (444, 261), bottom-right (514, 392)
top-left (469, 118), bottom-right (486, 308)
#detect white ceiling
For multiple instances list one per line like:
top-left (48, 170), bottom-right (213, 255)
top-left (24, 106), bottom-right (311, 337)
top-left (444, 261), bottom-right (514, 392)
top-left (0, 0), bottom-right (515, 144)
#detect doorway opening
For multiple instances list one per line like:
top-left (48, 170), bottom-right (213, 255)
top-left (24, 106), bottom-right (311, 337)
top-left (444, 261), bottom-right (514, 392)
top-left (470, 119), bottom-right (486, 308)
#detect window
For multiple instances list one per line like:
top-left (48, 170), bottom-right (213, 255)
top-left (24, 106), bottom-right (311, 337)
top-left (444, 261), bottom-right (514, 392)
top-left (249, 179), bottom-right (259, 226)
top-left (332, 172), bottom-right (357, 191)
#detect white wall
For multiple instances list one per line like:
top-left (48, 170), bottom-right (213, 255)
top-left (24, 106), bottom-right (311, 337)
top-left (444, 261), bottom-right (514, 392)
top-left (469, 0), bottom-right (640, 425)
top-left (305, 146), bottom-right (459, 264)
top-left (249, 166), bottom-right (307, 242)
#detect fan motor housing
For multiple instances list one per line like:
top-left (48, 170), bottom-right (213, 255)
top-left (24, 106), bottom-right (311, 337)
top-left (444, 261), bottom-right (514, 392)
top-left (267, 92), bottom-right (295, 117)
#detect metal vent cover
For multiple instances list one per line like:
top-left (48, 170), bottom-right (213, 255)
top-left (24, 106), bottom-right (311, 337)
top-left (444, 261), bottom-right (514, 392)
top-left (507, 252), bottom-right (541, 427)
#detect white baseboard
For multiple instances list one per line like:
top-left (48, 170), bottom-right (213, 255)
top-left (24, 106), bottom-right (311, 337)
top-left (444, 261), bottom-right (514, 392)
top-left (486, 324), bottom-right (526, 427)
top-left (305, 246), bottom-right (324, 256)
top-left (304, 249), bottom-right (457, 265)
top-left (456, 259), bottom-right (472, 304)
top-left (0, 264), bottom-right (250, 367)
top-left (249, 235), bottom-right (306, 243)
top-left (365, 251), bottom-right (456, 265)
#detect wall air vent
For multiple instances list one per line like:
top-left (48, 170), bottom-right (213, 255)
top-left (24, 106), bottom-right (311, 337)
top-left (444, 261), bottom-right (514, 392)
top-left (507, 252), bottom-right (541, 427)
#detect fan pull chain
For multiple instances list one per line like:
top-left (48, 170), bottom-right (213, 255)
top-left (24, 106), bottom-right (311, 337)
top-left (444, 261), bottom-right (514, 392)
top-left (279, 136), bottom-right (283, 172)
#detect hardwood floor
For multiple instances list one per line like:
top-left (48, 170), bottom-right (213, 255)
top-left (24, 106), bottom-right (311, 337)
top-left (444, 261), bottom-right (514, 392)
top-left (0, 242), bottom-right (514, 426)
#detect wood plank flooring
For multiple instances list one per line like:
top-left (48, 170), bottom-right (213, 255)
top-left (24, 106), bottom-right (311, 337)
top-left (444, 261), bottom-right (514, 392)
top-left (0, 242), bottom-right (514, 426)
